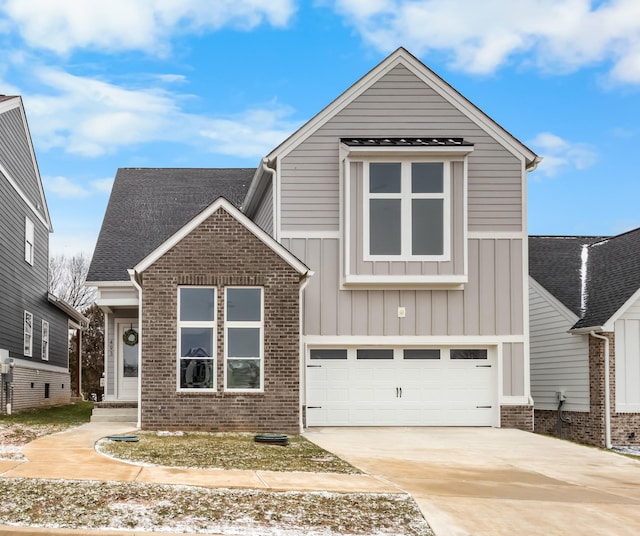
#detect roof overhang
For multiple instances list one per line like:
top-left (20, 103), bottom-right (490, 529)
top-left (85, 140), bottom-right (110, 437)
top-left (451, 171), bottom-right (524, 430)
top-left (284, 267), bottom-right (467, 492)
top-left (47, 293), bottom-right (88, 327)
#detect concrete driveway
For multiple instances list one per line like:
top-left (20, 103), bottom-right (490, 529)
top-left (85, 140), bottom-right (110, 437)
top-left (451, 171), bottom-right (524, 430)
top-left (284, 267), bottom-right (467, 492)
top-left (305, 427), bottom-right (640, 536)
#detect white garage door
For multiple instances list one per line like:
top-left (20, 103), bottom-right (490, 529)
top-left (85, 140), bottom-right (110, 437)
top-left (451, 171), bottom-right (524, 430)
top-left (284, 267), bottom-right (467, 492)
top-left (306, 347), bottom-right (497, 426)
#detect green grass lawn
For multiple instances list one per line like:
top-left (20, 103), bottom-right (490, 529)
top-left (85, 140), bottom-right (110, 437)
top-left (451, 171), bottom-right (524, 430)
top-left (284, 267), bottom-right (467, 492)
top-left (99, 431), bottom-right (361, 474)
top-left (0, 401), bottom-right (93, 426)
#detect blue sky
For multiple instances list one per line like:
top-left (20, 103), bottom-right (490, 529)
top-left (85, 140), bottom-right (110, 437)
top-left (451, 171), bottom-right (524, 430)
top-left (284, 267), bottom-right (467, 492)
top-left (0, 0), bottom-right (639, 256)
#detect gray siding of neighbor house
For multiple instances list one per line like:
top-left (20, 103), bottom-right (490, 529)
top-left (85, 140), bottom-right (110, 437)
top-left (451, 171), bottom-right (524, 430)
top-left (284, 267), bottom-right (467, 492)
top-left (0, 107), bottom-right (47, 219)
top-left (0, 173), bottom-right (69, 370)
top-left (529, 282), bottom-right (589, 411)
top-left (253, 180), bottom-right (274, 236)
top-left (348, 160), bottom-right (465, 277)
top-left (283, 236), bottom-right (524, 338)
top-left (279, 64), bottom-right (523, 233)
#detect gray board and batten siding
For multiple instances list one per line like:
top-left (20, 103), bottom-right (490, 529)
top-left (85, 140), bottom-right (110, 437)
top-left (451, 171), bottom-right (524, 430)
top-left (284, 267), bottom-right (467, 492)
top-left (279, 64), bottom-right (524, 233)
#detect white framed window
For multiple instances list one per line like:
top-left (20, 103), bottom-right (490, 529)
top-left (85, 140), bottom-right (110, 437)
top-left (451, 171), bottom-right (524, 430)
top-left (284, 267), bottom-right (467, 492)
top-left (24, 310), bottom-right (33, 357)
top-left (363, 160), bottom-right (450, 261)
top-left (25, 217), bottom-right (34, 265)
top-left (224, 287), bottom-right (263, 392)
top-left (41, 320), bottom-right (49, 361)
top-left (177, 287), bottom-right (216, 391)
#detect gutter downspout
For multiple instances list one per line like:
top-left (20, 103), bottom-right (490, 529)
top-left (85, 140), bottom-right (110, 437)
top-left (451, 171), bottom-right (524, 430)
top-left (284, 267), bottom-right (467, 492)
top-left (298, 270), bottom-right (314, 434)
top-left (261, 158), bottom-right (278, 241)
top-left (590, 331), bottom-right (611, 449)
top-left (128, 269), bottom-right (143, 429)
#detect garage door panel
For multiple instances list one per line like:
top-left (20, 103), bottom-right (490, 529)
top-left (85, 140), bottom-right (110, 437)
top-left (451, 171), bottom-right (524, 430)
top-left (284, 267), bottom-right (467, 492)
top-left (307, 349), bottom-right (497, 427)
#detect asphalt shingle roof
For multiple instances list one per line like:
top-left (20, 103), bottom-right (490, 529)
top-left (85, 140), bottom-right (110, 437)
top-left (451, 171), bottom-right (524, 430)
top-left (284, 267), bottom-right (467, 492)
top-left (87, 168), bottom-right (254, 282)
top-left (530, 228), bottom-right (640, 329)
top-left (341, 137), bottom-right (473, 147)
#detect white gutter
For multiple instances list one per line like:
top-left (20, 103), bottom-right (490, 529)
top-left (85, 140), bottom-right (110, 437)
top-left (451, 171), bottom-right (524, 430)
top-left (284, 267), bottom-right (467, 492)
top-left (590, 331), bottom-right (611, 449)
top-left (128, 269), bottom-right (143, 429)
top-left (298, 270), bottom-right (315, 434)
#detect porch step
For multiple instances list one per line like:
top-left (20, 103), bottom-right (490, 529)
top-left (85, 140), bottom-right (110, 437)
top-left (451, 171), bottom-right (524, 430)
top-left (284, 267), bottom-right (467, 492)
top-left (90, 406), bottom-right (138, 423)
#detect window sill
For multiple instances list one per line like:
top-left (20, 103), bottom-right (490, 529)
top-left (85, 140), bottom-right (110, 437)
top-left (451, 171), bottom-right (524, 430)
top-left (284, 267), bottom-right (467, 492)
top-left (342, 274), bottom-right (467, 290)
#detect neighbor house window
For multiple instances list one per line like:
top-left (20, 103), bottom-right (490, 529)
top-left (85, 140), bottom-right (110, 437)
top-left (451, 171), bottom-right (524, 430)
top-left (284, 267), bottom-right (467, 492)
top-left (25, 217), bottom-right (34, 265)
top-left (24, 311), bottom-right (33, 357)
top-left (178, 287), bottom-right (216, 391)
top-left (365, 161), bottom-right (448, 260)
top-left (41, 320), bottom-right (49, 361)
top-left (225, 287), bottom-right (263, 391)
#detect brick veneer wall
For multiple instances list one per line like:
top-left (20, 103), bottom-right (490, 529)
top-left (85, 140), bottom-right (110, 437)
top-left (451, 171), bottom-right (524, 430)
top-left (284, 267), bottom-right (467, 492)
top-left (500, 405), bottom-right (533, 430)
top-left (139, 208), bottom-right (302, 433)
top-left (534, 333), bottom-right (640, 447)
top-left (1, 366), bottom-right (70, 413)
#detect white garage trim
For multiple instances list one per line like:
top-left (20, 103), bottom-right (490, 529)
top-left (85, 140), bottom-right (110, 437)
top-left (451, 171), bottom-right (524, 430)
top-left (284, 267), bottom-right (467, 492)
top-left (305, 345), bottom-right (499, 427)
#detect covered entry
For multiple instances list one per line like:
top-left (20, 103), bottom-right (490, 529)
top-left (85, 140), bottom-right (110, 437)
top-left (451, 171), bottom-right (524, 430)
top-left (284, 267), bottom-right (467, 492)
top-left (306, 347), bottom-right (498, 426)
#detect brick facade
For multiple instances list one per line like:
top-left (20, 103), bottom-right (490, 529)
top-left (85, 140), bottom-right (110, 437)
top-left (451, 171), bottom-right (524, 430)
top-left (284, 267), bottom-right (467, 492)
top-left (139, 208), bottom-right (302, 433)
top-left (535, 333), bottom-right (640, 447)
top-left (500, 405), bottom-right (533, 430)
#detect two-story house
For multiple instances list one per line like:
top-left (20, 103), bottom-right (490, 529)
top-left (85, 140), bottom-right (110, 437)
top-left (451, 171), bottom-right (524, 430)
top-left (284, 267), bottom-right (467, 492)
top-left (0, 96), bottom-right (86, 413)
top-left (87, 48), bottom-right (539, 432)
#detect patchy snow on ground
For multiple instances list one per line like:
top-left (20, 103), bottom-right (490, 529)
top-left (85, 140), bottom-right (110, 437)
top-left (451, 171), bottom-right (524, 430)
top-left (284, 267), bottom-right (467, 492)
top-left (612, 446), bottom-right (640, 456)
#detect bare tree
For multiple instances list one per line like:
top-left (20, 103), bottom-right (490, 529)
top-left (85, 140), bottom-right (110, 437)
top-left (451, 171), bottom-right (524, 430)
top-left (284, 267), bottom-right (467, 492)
top-left (48, 252), bottom-right (96, 311)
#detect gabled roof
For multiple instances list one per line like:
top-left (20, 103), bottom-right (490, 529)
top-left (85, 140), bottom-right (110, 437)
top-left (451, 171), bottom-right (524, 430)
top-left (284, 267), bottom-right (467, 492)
top-left (529, 228), bottom-right (640, 330)
top-left (87, 168), bottom-right (254, 283)
top-left (0, 95), bottom-right (52, 230)
top-left (133, 197), bottom-right (309, 277)
top-left (244, 47), bottom-right (540, 211)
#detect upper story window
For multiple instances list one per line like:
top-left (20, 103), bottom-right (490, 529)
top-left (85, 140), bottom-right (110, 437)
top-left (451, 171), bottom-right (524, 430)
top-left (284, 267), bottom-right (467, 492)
top-left (24, 311), bottom-right (33, 357)
top-left (177, 287), bottom-right (216, 391)
top-left (41, 320), bottom-right (49, 361)
top-left (225, 287), bottom-right (263, 391)
top-left (364, 160), bottom-right (449, 261)
top-left (24, 217), bottom-right (34, 265)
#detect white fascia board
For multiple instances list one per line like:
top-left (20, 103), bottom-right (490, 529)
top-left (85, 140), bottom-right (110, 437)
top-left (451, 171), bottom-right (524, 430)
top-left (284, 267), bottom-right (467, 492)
top-left (266, 48), bottom-right (538, 167)
top-left (0, 97), bottom-right (52, 230)
top-left (133, 197), bottom-right (310, 276)
top-left (95, 298), bottom-right (139, 308)
top-left (529, 276), bottom-right (579, 325)
top-left (87, 280), bottom-right (135, 288)
top-left (0, 160), bottom-right (50, 230)
top-left (12, 359), bottom-right (70, 374)
top-left (602, 286), bottom-right (640, 331)
top-left (342, 274), bottom-right (466, 290)
top-left (242, 163), bottom-right (268, 216)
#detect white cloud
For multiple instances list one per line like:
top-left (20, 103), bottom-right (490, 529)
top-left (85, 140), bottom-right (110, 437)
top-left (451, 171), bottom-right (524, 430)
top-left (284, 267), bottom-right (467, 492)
top-left (19, 66), bottom-right (299, 160)
top-left (529, 132), bottom-right (598, 177)
top-left (333, 0), bottom-right (640, 84)
top-left (44, 175), bottom-right (115, 198)
top-left (44, 175), bottom-right (90, 198)
top-left (91, 178), bottom-right (114, 194)
top-left (0, 0), bottom-right (296, 55)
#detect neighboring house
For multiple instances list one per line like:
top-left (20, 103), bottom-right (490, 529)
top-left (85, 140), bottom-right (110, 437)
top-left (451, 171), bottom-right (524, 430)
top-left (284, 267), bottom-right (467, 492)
top-left (88, 48), bottom-right (540, 432)
top-left (0, 96), bottom-right (86, 413)
top-left (530, 229), bottom-right (640, 448)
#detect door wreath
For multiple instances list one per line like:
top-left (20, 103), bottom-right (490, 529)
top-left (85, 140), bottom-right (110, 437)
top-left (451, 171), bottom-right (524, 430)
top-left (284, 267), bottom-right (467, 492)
top-left (123, 327), bottom-right (138, 346)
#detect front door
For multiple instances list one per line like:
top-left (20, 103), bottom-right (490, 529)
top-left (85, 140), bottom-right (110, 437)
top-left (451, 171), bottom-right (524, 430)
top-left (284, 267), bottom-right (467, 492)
top-left (117, 322), bottom-right (139, 401)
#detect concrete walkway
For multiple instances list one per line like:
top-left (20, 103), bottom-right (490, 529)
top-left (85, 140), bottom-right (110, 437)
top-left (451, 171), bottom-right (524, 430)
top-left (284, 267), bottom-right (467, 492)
top-left (0, 422), bottom-right (398, 536)
top-left (305, 427), bottom-right (640, 536)
top-left (0, 422), bottom-right (396, 493)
